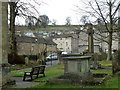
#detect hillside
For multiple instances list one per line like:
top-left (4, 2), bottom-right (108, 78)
top-left (15, 25), bottom-right (81, 33)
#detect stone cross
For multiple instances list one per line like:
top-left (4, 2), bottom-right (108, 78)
top-left (86, 23), bottom-right (94, 53)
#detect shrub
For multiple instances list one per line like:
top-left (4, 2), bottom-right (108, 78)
top-left (85, 52), bottom-right (107, 61)
top-left (23, 55), bottom-right (37, 60)
top-left (8, 53), bottom-right (25, 64)
top-left (112, 50), bottom-right (120, 74)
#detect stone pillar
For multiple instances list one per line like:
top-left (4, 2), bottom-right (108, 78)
top-left (0, 1), bottom-right (11, 87)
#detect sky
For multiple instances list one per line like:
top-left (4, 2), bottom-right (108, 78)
top-left (39, 0), bottom-right (81, 25)
top-left (14, 0), bottom-right (120, 25)
top-left (16, 0), bottom-right (85, 25)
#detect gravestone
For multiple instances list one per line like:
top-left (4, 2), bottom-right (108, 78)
top-left (25, 57), bottom-right (29, 65)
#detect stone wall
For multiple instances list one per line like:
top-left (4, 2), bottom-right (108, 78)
top-left (53, 37), bottom-right (72, 52)
top-left (78, 45), bottom-right (100, 53)
top-left (47, 45), bottom-right (57, 55)
top-left (17, 42), bottom-right (46, 55)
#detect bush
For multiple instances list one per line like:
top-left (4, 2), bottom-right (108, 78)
top-left (112, 50), bottom-right (120, 74)
top-left (85, 52), bottom-right (107, 61)
top-left (100, 52), bottom-right (107, 60)
top-left (8, 53), bottom-right (25, 64)
top-left (23, 55), bottom-right (37, 60)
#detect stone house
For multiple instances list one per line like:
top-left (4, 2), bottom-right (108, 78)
top-left (8, 36), bottom-right (57, 61)
top-left (78, 45), bottom-right (101, 53)
top-left (78, 31), bottom-right (101, 53)
top-left (15, 36), bottom-right (47, 56)
top-left (74, 30), bottom-right (119, 53)
top-left (52, 34), bottom-right (76, 53)
top-left (45, 38), bottom-right (57, 55)
top-left (52, 32), bottom-right (101, 53)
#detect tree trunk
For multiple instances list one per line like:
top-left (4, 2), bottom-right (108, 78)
top-left (9, 2), bottom-right (17, 55)
top-left (118, 33), bottom-right (120, 50)
top-left (107, 2), bottom-right (113, 61)
top-left (107, 33), bottom-right (112, 60)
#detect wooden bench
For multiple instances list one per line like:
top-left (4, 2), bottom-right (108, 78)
top-left (23, 66), bottom-right (45, 81)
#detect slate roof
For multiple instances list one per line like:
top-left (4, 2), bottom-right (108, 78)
top-left (16, 36), bottom-right (36, 43)
top-left (16, 35), bottom-right (57, 45)
top-left (16, 36), bottom-right (47, 44)
top-left (45, 38), bottom-right (57, 45)
top-left (53, 34), bottom-right (74, 38)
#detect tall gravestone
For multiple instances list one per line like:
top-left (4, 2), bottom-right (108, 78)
top-left (0, 1), bottom-right (11, 87)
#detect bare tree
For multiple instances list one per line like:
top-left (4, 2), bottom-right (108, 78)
top-left (80, 15), bottom-right (89, 24)
top-left (38, 15), bottom-right (49, 28)
top-left (51, 19), bottom-right (57, 26)
top-left (9, 0), bottom-right (42, 58)
top-left (65, 17), bottom-right (71, 26)
top-left (77, 0), bottom-right (120, 61)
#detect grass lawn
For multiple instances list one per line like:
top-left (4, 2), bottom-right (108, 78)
top-left (11, 61), bottom-right (119, 88)
top-left (91, 69), bottom-right (112, 75)
top-left (99, 60), bottom-right (112, 67)
top-left (89, 75), bottom-right (119, 88)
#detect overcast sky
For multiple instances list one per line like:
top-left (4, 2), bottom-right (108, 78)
top-left (39, 0), bottom-right (81, 25)
top-left (16, 0), bottom-right (85, 25)
top-left (15, 0), bottom-right (120, 25)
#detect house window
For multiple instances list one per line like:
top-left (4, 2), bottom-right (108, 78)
top-left (68, 47), bottom-right (69, 50)
top-left (66, 42), bottom-right (68, 46)
top-left (60, 43), bottom-right (62, 46)
top-left (31, 46), bottom-right (34, 51)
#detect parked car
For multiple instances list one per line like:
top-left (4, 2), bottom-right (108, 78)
top-left (46, 53), bottom-right (58, 61)
top-left (61, 52), bottom-right (71, 55)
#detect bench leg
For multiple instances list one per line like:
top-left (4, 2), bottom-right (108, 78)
top-left (23, 75), bottom-right (26, 81)
top-left (36, 74), bottom-right (39, 78)
top-left (43, 73), bottom-right (45, 77)
top-left (30, 75), bottom-right (33, 81)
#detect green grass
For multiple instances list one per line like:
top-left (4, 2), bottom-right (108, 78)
top-left (89, 76), bottom-right (119, 88)
top-left (99, 61), bottom-right (112, 66)
top-left (91, 69), bottom-right (112, 75)
top-left (11, 69), bottom-right (30, 77)
top-left (11, 61), bottom-right (119, 88)
top-left (34, 64), bottom-right (64, 82)
top-left (29, 82), bottom-right (82, 88)
top-left (10, 64), bottom-right (64, 77)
